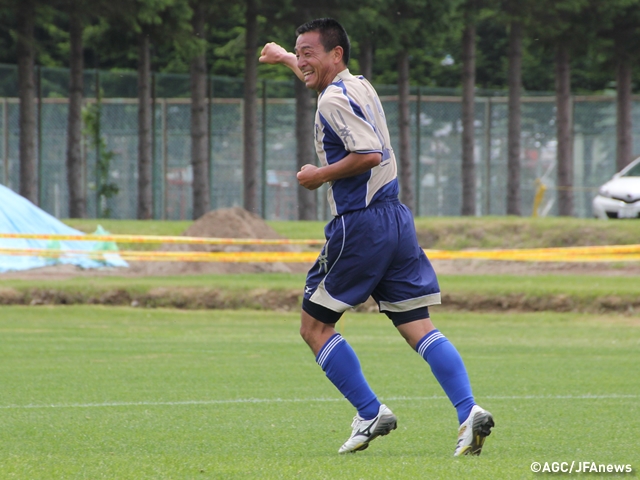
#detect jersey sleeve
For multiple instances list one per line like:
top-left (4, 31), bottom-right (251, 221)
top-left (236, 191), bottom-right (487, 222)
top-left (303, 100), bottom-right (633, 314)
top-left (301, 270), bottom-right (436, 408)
top-left (317, 86), bottom-right (383, 154)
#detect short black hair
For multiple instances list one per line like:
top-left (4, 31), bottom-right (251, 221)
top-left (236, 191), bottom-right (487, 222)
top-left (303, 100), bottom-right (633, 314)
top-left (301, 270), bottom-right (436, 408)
top-left (295, 18), bottom-right (351, 66)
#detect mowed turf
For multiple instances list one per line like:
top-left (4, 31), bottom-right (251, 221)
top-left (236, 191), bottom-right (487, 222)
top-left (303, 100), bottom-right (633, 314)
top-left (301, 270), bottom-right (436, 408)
top-left (0, 306), bottom-right (638, 479)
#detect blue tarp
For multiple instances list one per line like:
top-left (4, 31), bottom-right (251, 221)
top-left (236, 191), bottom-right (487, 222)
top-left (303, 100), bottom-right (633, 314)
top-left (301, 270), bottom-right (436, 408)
top-left (0, 184), bottom-right (128, 273)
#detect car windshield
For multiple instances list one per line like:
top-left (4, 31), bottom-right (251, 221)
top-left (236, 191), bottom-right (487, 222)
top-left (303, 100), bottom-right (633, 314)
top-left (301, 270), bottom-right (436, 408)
top-left (623, 162), bottom-right (640, 177)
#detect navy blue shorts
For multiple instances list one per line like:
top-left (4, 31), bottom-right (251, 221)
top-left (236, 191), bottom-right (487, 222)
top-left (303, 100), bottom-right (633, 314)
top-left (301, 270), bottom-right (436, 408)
top-left (302, 197), bottom-right (441, 326)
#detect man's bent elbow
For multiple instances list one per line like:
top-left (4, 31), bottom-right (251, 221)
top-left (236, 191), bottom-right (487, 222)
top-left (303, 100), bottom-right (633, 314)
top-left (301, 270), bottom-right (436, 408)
top-left (361, 152), bottom-right (382, 169)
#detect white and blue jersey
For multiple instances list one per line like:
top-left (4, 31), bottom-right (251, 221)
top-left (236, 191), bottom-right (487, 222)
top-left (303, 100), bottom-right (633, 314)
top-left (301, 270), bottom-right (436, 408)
top-left (315, 70), bottom-right (398, 216)
top-left (303, 69), bottom-right (441, 326)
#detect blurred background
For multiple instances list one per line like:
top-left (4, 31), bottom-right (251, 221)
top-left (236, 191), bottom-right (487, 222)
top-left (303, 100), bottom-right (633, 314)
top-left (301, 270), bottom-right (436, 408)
top-left (1, 0), bottom-right (638, 221)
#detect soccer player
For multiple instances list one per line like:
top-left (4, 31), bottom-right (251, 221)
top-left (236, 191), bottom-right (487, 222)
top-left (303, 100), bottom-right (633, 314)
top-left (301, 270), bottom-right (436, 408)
top-left (259, 18), bottom-right (494, 456)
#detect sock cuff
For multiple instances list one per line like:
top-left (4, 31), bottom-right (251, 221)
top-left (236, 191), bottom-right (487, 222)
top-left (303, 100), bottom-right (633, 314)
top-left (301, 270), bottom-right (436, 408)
top-left (316, 333), bottom-right (344, 370)
top-left (416, 329), bottom-right (447, 358)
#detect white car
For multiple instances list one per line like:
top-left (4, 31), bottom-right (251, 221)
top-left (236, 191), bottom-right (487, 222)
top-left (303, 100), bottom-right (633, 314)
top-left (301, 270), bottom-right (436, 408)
top-left (592, 157), bottom-right (640, 219)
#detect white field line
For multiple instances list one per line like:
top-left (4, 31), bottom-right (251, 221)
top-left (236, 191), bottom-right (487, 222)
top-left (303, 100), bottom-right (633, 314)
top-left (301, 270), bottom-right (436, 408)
top-left (0, 394), bottom-right (638, 410)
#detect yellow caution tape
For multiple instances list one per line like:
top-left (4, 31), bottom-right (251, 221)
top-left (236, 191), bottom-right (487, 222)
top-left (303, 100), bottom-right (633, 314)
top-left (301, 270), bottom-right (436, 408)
top-left (0, 246), bottom-right (639, 263)
top-left (1, 232), bottom-right (640, 263)
top-left (424, 246), bottom-right (640, 262)
top-left (0, 248), bottom-right (319, 263)
top-left (424, 244), bottom-right (640, 260)
top-left (0, 233), bottom-right (325, 245)
top-left (424, 250), bottom-right (640, 263)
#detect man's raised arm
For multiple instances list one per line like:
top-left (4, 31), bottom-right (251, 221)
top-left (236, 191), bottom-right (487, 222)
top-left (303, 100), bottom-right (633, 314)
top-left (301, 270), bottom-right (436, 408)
top-left (258, 42), bottom-right (305, 83)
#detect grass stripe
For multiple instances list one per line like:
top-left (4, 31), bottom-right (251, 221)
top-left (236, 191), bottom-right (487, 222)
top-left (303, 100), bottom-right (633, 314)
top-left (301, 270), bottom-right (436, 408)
top-left (2, 393), bottom-right (637, 410)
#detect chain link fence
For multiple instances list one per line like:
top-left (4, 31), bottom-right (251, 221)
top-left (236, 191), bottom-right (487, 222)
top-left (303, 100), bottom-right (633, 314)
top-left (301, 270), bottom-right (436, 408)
top-left (0, 63), bottom-right (637, 220)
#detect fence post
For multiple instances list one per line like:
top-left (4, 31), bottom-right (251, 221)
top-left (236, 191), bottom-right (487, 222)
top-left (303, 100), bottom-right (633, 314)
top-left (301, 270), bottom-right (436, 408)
top-left (2, 98), bottom-right (8, 188)
top-left (151, 71), bottom-right (156, 219)
top-left (81, 97), bottom-right (86, 207)
top-left (569, 93), bottom-right (575, 215)
top-left (37, 65), bottom-right (42, 207)
top-left (571, 94), bottom-right (584, 216)
top-left (415, 86), bottom-right (421, 216)
top-left (94, 69), bottom-right (101, 218)
top-left (161, 98), bottom-right (168, 220)
top-left (208, 75), bottom-right (214, 211)
top-left (436, 154), bottom-right (441, 216)
top-left (261, 79), bottom-right (267, 219)
top-left (483, 96), bottom-right (492, 215)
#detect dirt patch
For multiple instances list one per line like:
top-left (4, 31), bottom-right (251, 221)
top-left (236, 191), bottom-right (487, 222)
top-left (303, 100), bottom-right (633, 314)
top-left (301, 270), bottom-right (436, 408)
top-left (0, 286), bottom-right (305, 311)
top-left (0, 287), bottom-right (22, 304)
top-left (2, 286), bottom-right (638, 315)
top-left (439, 292), bottom-right (640, 314)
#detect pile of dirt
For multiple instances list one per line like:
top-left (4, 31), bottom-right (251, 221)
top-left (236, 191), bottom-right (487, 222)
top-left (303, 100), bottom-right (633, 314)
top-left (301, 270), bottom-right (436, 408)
top-left (132, 207), bottom-right (309, 276)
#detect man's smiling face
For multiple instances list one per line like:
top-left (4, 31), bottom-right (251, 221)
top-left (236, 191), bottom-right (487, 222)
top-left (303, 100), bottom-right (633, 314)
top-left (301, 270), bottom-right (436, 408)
top-left (295, 31), bottom-right (342, 92)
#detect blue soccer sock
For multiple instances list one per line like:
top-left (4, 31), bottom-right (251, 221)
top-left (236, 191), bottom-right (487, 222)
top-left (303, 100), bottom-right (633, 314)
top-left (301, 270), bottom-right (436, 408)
top-left (416, 330), bottom-right (475, 424)
top-left (316, 334), bottom-right (381, 420)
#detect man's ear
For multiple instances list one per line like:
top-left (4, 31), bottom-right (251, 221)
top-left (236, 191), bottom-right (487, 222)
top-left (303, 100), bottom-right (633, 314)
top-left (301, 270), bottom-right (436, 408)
top-left (333, 46), bottom-right (344, 64)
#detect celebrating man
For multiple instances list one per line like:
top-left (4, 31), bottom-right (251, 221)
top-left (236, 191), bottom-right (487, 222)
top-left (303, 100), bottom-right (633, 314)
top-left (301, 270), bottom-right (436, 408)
top-left (259, 18), bottom-right (494, 456)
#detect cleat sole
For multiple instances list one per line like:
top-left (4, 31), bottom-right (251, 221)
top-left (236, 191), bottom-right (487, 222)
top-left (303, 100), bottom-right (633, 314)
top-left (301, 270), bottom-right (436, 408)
top-left (375, 416), bottom-right (398, 437)
top-left (469, 413), bottom-right (495, 456)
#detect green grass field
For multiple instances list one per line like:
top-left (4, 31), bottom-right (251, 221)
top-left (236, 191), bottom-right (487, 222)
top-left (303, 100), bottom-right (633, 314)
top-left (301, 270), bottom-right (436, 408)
top-left (0, 306), bottom-right (638, 479)
top-left (3, 272), bottom-right (640, 298)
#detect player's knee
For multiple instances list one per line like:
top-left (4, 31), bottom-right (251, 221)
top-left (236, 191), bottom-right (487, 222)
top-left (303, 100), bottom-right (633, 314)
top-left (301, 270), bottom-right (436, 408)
top-left (299, 320), bottom-right (322, 344)
top-left (299, 315), bottom-right (315, 342)
top-left (299, 322), bottom-right (311, 342)
top-left (300, 309), bottom-right (336, 347)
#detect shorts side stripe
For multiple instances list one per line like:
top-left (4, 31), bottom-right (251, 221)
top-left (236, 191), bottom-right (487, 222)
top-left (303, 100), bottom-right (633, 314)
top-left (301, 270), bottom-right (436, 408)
top-left (379, 292), bottom-right (442, 313)
top-left (325, 216), bottom-right (346, 279)
top-left (309, 281), bottom-right (353, 312)
top-left (308, 217), bottom-right (348, 311)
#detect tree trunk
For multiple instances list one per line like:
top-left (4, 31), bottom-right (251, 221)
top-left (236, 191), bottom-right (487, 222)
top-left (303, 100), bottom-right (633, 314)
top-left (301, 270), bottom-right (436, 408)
top-left (17, 0), bottom-right (37, 204)
top-left (67, 8), bottom-right (85, 218)
top-left (397, 49), bottom-right (414, 211)
top-left (461, 18), bottom-right (476, 216)
top-left (137, 32), bottom-right (153, 219)
top-left (360, 37), bottom-right (373, 80)
top-left (506, 20), bottom-right (522, 216)
top-left (190, 3), bottom-right (210, 220)
top-left (295, 79), bottom-right (316, 220)
top-left (555, 42), bottom-right (573, 216)
top-left (243, 0), bottom-right (259, 214)
top-left (616, 53), bottom-right (632, 171)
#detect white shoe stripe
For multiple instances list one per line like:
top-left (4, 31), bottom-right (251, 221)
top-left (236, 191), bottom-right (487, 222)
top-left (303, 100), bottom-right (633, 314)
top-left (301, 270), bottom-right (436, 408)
top-left (317, 335), bottom-right (344, 369)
